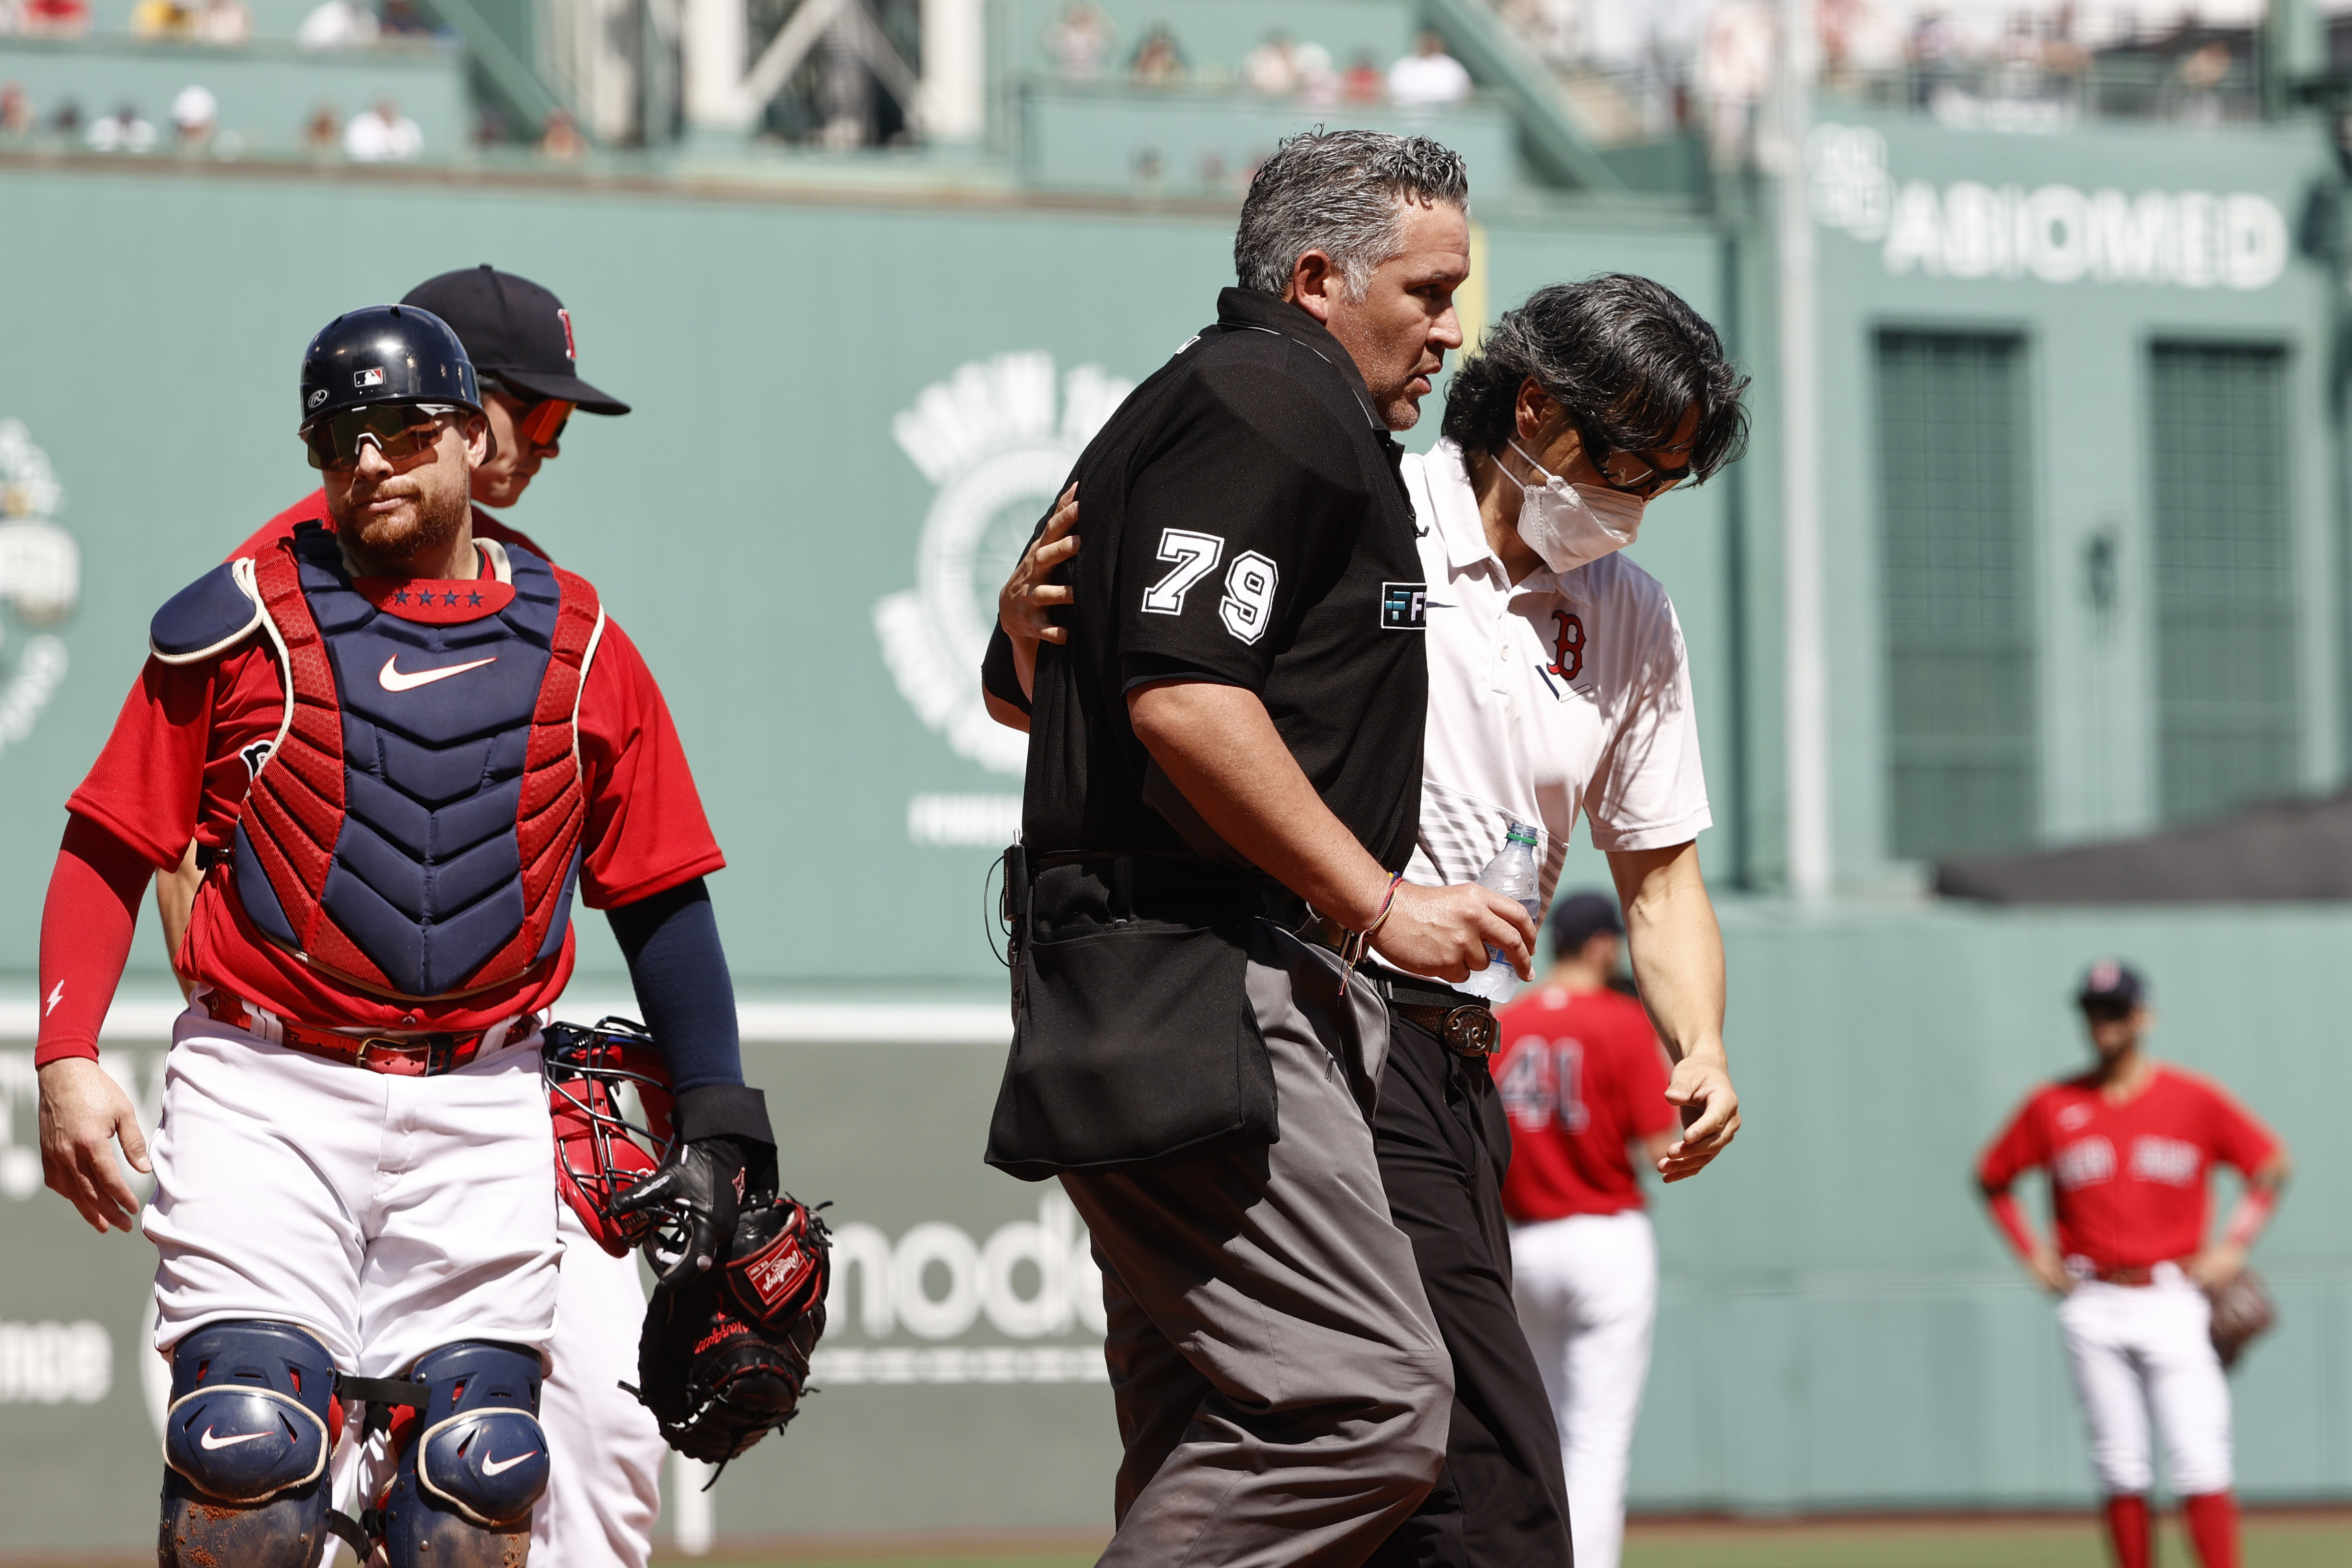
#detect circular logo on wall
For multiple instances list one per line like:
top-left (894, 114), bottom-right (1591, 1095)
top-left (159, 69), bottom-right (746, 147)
top-left (0, 420), bottom-right (78, 759)
top-left (873, 353), bottom-right (1132, 775)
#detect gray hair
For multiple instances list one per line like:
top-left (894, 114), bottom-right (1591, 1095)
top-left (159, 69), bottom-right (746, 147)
top-left (1234, 129), bottom-right (1469, 298)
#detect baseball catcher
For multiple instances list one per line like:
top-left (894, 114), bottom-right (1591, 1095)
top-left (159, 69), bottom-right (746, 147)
top-left (547, 1017), bottom-right (831, 1467)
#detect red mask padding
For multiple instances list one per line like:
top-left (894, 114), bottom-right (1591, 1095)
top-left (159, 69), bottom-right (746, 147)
top-left (545, 1017), bottom-right (675, 1257)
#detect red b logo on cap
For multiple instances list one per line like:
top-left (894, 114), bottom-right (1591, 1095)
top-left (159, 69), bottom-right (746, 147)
top-left (557, 308), bottom-right (576, 362)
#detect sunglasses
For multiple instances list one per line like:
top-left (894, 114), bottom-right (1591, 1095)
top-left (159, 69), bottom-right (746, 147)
top-left (302, 403), bottom-right (458, 472)
top-left (516, 396), bottom-right (574, 449)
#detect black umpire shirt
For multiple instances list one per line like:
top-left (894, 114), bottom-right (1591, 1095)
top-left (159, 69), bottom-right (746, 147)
top-left (983, 287), bottom-right (1428, 875)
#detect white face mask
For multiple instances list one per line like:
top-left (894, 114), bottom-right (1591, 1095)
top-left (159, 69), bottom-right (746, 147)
top-left (1506, 440), bottom-right (1646, 574)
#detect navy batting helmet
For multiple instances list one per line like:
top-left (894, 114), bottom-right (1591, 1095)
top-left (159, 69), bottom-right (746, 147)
top-left (298, 303), bottom-right (481, 431)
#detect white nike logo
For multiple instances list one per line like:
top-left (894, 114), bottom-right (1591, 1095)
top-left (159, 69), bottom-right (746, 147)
top-left (480, 1449), bottom-right (538, 1476)
top-left (378, 655), bottom-right (497, 693)
top-left (43, 981), bottom-right (62, 1017)
top-left (199, 1426), bottom-right (275, 1451)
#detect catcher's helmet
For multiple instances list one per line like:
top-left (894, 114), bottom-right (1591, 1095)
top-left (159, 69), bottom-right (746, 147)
top-left (545, 1016), bottom-right (676, 1257)
top-left (298, 303), bottom-right (482, 431)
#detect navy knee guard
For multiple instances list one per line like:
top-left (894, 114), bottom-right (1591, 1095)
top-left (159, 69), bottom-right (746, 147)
top-left (159, 1321), bottom-right (335, 1568)
top-left (379, 1340), bottom-right (549, 1567)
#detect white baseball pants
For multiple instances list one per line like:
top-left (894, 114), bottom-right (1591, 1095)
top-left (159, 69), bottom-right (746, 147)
top-left (532, 1200), bottom-right (668, 1566)
top-left (2058, 1265), bottom-right (2233, 1495)
top-left (146, 1006), bottom-right (561, 1376)
top-left (1511, 1210), bottom-right (1658, 1568)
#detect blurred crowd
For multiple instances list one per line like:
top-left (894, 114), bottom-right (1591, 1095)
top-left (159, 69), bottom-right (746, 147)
top-left (1043, 4), bottom-right (1477, 111)
top-left (0, 0), bottom-right (446, 44)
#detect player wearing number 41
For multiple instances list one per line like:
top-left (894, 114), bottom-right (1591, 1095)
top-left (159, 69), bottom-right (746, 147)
top-left (1977, 961), bottom-right (2290, 1568)
top-left (33, 303), bottom-right (771, 1566)
top-left (993, 265), bottom-right (1750, 1568)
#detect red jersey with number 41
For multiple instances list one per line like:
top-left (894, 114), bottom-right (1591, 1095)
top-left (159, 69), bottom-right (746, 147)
top-left (1977, 1064), bottom-right (2278, 1274)
top-left (1494, 984), bottom-right (1677, 1221)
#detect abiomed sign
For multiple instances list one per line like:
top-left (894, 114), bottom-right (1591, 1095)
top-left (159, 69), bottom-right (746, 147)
top-left (1809, 122), bottom-right (2291, 290)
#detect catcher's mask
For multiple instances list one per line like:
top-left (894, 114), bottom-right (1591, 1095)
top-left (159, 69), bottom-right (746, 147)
top-left (545, 1017), bottom-right (676, 1257)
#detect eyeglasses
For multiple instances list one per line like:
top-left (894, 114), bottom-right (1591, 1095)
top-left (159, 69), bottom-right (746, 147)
top-left (516, 397), bottom-right (574, 449)
top-left (1582, 435), bottom-right (1696, 499)
top-left (302, 403), bottom-right (457, 472)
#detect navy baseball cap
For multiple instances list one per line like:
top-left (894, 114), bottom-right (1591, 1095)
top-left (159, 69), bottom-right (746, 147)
top-left (2076, 959), bottom-right (2148, 1009)
top-left (400, 265), bottom-right (630, 415)
top-left (1547, 891), bottom-right (1624, 955)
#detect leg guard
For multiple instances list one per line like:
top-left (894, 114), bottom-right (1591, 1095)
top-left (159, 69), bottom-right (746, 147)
top-left (379, 1340), bottom-right (550, 1568)
top-left (159, 1321), bottom-right (335, 1568)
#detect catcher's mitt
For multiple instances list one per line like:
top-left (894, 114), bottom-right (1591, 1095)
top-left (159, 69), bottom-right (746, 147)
top-left (2207, 1268), bottom-right (2276, 1370)
top-left (632, 1192), bottom-right (831, 1464)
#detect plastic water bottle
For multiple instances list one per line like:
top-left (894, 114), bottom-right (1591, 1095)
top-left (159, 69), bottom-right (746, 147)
top-left (1457, 823), bottom-right (1541, 1005)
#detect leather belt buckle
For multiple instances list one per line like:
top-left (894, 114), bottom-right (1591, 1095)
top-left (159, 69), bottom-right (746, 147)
top-left (353, 1036), bottom-right (433, 1076)
top-left (1441, 1005), bottom-right (1498, 1057)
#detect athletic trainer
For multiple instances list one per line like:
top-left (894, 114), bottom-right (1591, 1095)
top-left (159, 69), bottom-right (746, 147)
top-left (980, 129), bottom-right (1537, 1566)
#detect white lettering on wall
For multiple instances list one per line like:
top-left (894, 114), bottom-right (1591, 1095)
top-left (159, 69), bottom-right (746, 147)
top-left (1809, 122), bottom-right (2290, 291)
top-left (0, 1321), bottom-right (112, 1404)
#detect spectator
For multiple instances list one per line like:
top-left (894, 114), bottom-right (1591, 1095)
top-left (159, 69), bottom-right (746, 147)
top-left (344, 93), bottom-right (420, 159)
top-left (87, 101), bottom-right (157, 152)
top-left (297, 0), bottom-right (376, 49)
top-left (1295, 39), bottom-right (1338, 105)
top-left (0, 84), bottom-right (29, 139)
top-left (1343, 49), bottom-right (1384, 103)
top-left (1388, 29), bottom-right (1472, 108)
top-left (1128, 23), bottom-right (1184, 89)
top-left (191, 0), bottom-right (248, 41)
top-left (170, 84), bottom-right (216, 150)
top-left (379, 0), bottom-right (431, 37)
top-left (19, 0), bottom-right (88, 36)
top-left (129, 0), bottom-right (191, 37)
top-left (47, 97), bottom-right (81, 137)
top-left (302, 100), bottom-right (341, 155)
top-left (1700, 0), bottom-right (1773, 164)
top-left (1044, 1), bottom-right (1110, 80)
top-left (1242, 30), bottom-right (1299, 96)
top-left (190, 0), bottom-right (248, 41)
top-left (0, 2), bottom-right (15, 34)
top-left (539, 106), bottom-right (583, 159)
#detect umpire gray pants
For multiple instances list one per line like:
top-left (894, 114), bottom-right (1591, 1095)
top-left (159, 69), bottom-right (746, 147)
top-left (1063, 923), bottom-right (1455, 1568)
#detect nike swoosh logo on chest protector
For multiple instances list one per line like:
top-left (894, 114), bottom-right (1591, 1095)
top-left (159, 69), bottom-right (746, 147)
top-left (377, 654), bottom-right (498, 693)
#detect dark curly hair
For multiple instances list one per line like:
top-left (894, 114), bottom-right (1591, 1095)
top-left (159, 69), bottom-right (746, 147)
top-left (1440, 274), bottom-right (1750, 485)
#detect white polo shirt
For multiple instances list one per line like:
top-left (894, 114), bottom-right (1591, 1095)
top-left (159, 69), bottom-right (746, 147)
top-left (1399, 439), bottom-right (1712, 910)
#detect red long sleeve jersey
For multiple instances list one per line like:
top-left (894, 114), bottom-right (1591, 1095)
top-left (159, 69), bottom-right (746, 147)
top-left (52, 566), bottom-right (723, 1049)
top-left (1976, 1065), bottom-right (2278, 1273)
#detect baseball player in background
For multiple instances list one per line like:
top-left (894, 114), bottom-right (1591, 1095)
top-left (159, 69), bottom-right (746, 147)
top-left (1977, 960), bottom-right (2290, 1568)
top-left (34, 303), bottom-right (770, 1566)
top-left (1493, 891), bottom-right (1679, 1568)
top-left (150, 264), bottom-right (666, 1567)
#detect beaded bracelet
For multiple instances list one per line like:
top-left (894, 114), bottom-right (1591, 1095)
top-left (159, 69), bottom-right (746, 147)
top-left (1340, 872), bottom-right (1405, 974)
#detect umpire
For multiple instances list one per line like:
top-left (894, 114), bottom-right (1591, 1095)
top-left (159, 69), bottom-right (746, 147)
top-left (981, 130), bottom-right (1536, 1567)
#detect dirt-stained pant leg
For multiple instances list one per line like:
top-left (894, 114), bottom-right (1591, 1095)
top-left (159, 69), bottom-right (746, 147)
top-left (1065, 924), bottom-right (1454, 1568)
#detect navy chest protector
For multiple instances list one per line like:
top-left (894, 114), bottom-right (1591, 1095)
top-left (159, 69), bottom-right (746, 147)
top-left (155, 525), bottom-right (603, 1000)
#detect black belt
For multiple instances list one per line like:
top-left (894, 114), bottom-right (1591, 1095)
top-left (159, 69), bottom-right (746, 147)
top-left (1363, 963), bottom-right (1499, 1057)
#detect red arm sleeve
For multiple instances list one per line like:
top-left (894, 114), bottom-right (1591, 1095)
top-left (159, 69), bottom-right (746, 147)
top-left (35, 817), bottom-right (151, 1066)
top-left (1985, 1189), bottom-right (2041, 1261)
top-left (575, 620), bottom-right (726, 909)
